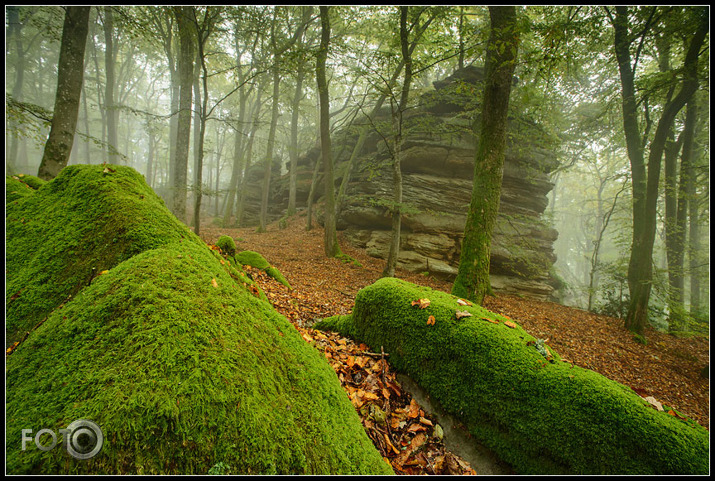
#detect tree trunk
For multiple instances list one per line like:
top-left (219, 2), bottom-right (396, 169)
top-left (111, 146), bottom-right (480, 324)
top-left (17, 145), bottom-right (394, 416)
top-left (37, 6), bottom-right (91, 181)
top-left (451, 6), bottom-right (519, 304)
top-left (235, 82), bottom-right (265, 227)
top-left (287, 7), bottom-right (311, 216)
top-left (666, 96), bottom-right (697, 331)
top-left (171, 6), bottom-right (195, 222)
top-left (7, 6), bottom-right (25, 174)
top-left (382, 6), bottom-right (413, 278)
top-left (103, 7), bottom-right (119, 163)
top-left (612, 6), bottom-right (708, 335)
top-left (316, 6), bottom-right (340, 257)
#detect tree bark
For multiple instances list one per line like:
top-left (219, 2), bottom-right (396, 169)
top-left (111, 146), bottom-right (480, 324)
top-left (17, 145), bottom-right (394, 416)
top-left (171, 6), bottom-right (195, 222)
top-left (103, 7), bottom-right (119, 163)
top-left (37, 6), bottom-right (91, 180)
top-left (382, 6), bottom-right (413, 278)
top-left (7, 6), bottom-right (25, 174)
top-left (316, 6), bottom-right (340, 257)
top-left (451, 6), bottom-right (520, 304)
top-left (612, 6), bottom-right (708, 335)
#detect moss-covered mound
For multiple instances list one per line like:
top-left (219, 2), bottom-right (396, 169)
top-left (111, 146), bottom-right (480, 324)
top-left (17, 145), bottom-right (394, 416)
top-left (216, 235), bottom-right (236, 257)
top-left (6, 166), bottom-right (209, 348)
top-left (315, 278), bottom-right (709, 475)
top-left (236, 250), bottom-right (291, 289)
top-left (5, 165), bottom-right (392, 475)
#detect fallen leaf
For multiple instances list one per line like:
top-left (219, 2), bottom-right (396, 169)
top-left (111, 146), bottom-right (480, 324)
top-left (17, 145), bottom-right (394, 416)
top-left (427, 315), bottom-right (436, 326)
top-left (211, 278), bottom-right (219, 288)
top-left (457, 298), bottom-right (472, 306)
top-left (481, 317), bottom-right (499, 324)
top-left (408, 398), bottom-right (420, 418)
top-left (411, 298), bottom-right (431, 309)
top-left (455, 311), bottom-right (472, 320)
top-left (644, 396), bottom-right (664, 411)
top-left (504, 320), bottom-right (517, 329)
top-left (99, 270), bottom-right (109, 275)
top-left (419, 416), bottom-right (433, 426)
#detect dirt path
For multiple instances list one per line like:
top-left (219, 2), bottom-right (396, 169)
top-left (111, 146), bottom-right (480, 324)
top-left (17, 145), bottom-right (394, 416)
top-left (200, 212), bottom-right (709, 436)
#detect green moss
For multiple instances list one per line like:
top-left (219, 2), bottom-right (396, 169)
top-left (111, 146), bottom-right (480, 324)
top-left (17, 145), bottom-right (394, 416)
top-left (5, 164), bottom-right (392, 475)
top-left (6, 165), bottom-right (206, 347)
top-left (216, 235), bottom-right (237, 257)
top-left (236, 250), bottom-right (291, 289)
top-left (315, 278), bottom-right (709, 475)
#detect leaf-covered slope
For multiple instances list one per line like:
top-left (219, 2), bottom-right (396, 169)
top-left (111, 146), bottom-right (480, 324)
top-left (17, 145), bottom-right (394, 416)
top-left (315, 277), bottom-right (709, 475)
top-left (5, 165), bottom-right (392, 475)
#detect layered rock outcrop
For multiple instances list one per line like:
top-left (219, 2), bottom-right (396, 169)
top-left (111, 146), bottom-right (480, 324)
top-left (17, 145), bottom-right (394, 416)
top-left (268, 66), bottom-right (561, 300)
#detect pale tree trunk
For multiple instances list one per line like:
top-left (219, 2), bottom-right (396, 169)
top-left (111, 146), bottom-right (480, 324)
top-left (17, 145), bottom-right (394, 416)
top-left (103, 7), bottom-right (119, 163)
top-left (7, 6), bottom-right (25, 174)
top-left (171, 6), bottom-right (194, 222)
top-left (316, 6), bottom-right (340, 257)
top-left (382, 6), bottom-right (414, 278)
top-left (38, 6), bottom-right (91, 180)
top-left (451, 6), bottom-right (519, 304)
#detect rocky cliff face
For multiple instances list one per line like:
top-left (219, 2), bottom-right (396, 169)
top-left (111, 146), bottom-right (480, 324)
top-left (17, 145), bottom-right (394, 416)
top-left (266, 66), bottom-right (562, 300)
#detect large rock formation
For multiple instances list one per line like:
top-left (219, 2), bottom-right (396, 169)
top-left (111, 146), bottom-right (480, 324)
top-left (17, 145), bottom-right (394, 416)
top-left (268, 66), bottom-right (561, 300)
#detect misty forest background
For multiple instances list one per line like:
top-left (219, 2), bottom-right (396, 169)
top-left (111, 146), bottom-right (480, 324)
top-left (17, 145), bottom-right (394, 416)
top-left (5, 6), bottom-right (710, 336)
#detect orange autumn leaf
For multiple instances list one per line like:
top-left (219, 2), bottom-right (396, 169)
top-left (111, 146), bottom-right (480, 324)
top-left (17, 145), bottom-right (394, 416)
top-left (211, 278), bottom-right (219, 288)
top-left (411, 298), bottom-right (431, 309)
top-left (427, 315), bottom-right (436, 326)
top-left (455, 310), bottom-right (472, 320)
top-left (408, 398), bottom-right (420, 418)
top-left (504, 320), bottom-right (517, 329)
top-left (457, 298), bottom-right (472, 306)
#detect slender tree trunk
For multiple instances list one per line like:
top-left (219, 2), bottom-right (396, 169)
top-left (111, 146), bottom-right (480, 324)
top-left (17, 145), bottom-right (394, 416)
top-left (171, 6), bottom-right (194, 222)
top-left (382, 7), bottom-right (414, 278)
top-left (288, 63), bottom-right (305, 216)
top-left (666, 97), bottom-right (697, 331)
top-left (316, 6), bottom-right (340, 257)
top-left (103, 7), bottom-right (119, 163)
top-left (7, 6), bottom-right (25, 174)
top-left (451, 6), bottom-right (520, 304)
top-left (37, 6), bottom-right (91, 180)
top-left (235, 83), bottom-right (265, 227)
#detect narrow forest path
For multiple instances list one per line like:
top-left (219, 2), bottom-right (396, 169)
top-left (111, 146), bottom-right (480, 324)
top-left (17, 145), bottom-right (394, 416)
top-left (199, 211), bottom-right (709, 473)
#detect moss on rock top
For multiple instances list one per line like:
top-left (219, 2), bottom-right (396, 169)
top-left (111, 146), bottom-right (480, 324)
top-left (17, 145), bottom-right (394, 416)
top-left (5, 165), bottom-right (392, 475)
top-left (236, 250), bottom-right (291, 289)
top-left (315, 277), bottom-right (709, 475)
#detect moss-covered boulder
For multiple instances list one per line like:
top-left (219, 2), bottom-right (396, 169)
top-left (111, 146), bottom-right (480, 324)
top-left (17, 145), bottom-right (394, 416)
top-left (236, 250), bottom-right (291, 289)
top-left (5, 165), bottom-right (392, 475)
top-left (315, 278), bottom-right (709, 475)
top-left (216, 235), bottom-right (237, 257)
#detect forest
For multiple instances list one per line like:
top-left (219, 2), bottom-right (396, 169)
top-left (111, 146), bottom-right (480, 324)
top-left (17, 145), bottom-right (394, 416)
top-left (5, 5), bottom-right (710, 475)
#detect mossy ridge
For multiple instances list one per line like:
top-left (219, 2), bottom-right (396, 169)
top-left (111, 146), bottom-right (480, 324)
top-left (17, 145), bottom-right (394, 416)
top-left (315, 278), bottom-right (709, 475)
top-left (5, 165), bottom-right (203, 347)
top-left (216, 235), bottom-right (236, 257)
top-left (6, 241), bottom-right (392, 475)
top-left (236, 250), bottom-right (291, 289)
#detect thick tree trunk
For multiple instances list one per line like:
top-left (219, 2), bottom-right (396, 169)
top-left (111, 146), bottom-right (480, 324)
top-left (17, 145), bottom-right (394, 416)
top-left (37, 6), bottom-right (91, 181)
top-left (451, 6), bottom-right (519, 304)
top-left (171, 6), bottom-right (195, 222)
top-left (316, 6), bottom-right (340, 257)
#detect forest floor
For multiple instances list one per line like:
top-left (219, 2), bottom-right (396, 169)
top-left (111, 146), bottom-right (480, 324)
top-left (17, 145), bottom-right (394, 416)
top-left (200, 211), bottom-right (709, 475)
